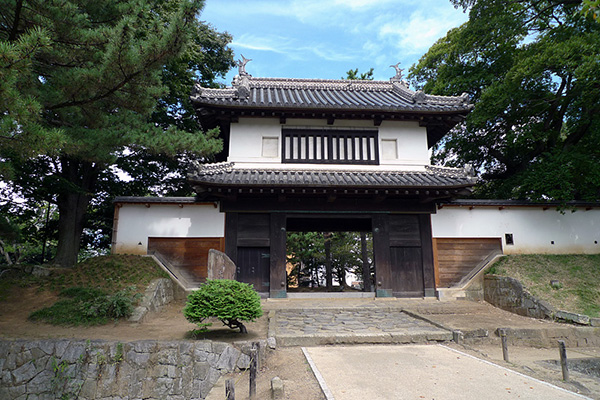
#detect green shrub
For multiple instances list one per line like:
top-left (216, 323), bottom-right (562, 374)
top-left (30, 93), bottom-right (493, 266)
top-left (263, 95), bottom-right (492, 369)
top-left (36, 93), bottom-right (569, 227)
top-left (183, 279), bottom-right (263, 333)
top-left (29, 286), bottom-right (139, 325)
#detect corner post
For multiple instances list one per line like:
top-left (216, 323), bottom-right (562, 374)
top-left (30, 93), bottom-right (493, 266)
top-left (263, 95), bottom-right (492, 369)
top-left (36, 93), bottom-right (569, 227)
top-left (270, 213), bottom-right (287, 298)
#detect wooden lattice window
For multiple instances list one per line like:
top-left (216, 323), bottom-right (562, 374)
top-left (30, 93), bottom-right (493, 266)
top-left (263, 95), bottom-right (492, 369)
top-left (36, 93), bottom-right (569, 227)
top-left (282, 129), bottom-right (379, 165)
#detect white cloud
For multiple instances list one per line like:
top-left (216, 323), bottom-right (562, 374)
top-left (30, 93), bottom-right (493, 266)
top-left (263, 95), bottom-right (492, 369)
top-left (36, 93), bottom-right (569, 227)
top-left (376, 7), bottom-right (467, 55)
top-left (233, 33), bottom-right (355, 63)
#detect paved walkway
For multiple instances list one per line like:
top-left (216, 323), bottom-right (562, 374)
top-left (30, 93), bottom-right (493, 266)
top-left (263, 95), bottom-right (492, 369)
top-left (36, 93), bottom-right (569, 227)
top-left (273, 308), bottom-right (450, 346)
top-left (304, 344), bottom-right (593, 400)
top-left (266, 298), bottom-right (600, 347)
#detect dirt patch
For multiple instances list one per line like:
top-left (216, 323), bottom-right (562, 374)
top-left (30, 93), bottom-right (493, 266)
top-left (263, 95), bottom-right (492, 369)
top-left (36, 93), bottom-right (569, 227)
top-left (0, 285), bottom-right (268, 342)
top-left (449, 343), bottom-right (600, 399)
top-left (0, 285), bottom-right (324, 399)
top-left (212, 347), bottom-right (325, 400)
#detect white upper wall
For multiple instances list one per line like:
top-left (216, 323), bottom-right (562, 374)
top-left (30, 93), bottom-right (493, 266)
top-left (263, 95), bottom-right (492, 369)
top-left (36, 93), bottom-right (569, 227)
top-left (113, 203), bottom-right (225, 255)
top-left (431, 206), bottom-right (600, 255)
top-left (227, 117), bottom-right (429, 168)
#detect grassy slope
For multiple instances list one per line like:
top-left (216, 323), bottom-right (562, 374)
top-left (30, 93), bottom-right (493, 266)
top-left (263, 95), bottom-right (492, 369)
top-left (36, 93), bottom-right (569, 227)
top-left (490, 254), bottom-right (600, 317)
top-left (39, 254), bottom-right (169, 294)
top-left (1, 255), bottom-right (169, 325)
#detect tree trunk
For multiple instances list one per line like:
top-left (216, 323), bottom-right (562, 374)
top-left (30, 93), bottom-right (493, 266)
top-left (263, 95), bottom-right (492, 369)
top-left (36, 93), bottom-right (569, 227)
top-left (53, 157), bottom-right (99, 268)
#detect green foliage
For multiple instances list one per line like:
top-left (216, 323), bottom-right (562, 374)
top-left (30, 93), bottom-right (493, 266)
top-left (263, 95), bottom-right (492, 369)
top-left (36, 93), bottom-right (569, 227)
top-left (344, 68), bottom-right (374, 80)
top-left (29, 286), bottom-right (140, 325)
top-left (582, 0), bottom-right (600, 19)
top-left (410, 0), bottom-right (600, 203)
top-left (286, 232), bottom-right (373, 289)
top-left (0, 0), bottom-right (234, 267)
top-left (183, 279), bottom-right (263, 334)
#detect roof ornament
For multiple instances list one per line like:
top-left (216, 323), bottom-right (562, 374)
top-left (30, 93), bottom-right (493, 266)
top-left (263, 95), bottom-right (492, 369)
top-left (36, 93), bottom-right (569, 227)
top-left (389, 62), bottom-right (404, 80)
top-left (390, 62), bottom-right (410, 90)
top-left (237, 54), bottom-right (252, 77)
top-left (463, 164), bottom-right (476, 178)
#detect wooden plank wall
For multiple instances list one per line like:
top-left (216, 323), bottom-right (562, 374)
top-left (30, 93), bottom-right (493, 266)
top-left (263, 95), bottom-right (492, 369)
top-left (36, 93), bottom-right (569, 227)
top-left (434, 238), bottom-right (502, 288)
top-left (147, 237), bottom-right (225, 285)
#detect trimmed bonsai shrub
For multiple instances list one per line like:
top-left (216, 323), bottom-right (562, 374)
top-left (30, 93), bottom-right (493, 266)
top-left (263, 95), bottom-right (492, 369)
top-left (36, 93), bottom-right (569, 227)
top-left (183, 279), bottom-right (263, 333)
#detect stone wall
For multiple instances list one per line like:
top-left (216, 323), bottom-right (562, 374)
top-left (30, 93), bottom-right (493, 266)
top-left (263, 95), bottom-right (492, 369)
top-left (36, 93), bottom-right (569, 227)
top-left (129, 278), bottom-right (175, 323)
top-left (0, 339), bottom-right (265, 400)
top-left (484, 275), bottom-right (555, 320)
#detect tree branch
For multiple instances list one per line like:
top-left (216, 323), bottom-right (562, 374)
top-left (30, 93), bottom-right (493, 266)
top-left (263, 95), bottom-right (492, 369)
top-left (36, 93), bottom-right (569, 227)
top-left (8, 0), bottom-right (23, 41)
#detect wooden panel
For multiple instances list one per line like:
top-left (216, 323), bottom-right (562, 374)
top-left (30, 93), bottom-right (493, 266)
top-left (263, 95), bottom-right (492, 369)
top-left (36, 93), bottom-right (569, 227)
top-left (432, 238), bottom-right (440, 287)
top-left (148, 237), bottom-right (225, 284)
top-left (225, 213), bottom-right (238, 264)
top-left (236, 247), bottom-right (270, 292)
top-left (390, 247), bottom-right (424, 297)
top-left (238, 213), bottom-right (270, 244)
top-left (388, 215), bottom-right (421, 247)
top-left (434, 238), bottom-right (502, 288)
top-left (372, 214), bottom-right (392, 296)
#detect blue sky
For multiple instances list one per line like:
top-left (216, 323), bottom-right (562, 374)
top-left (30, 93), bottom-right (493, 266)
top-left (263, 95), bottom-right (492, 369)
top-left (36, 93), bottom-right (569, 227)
top-left (201, 0), bottom-right (468, 84)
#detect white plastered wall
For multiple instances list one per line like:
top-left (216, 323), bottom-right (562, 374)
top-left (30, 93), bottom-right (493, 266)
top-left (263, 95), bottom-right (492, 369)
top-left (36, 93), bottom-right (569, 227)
top-left (227, 118), bottom-right (429, 168)
top-left (113, 203), bottom-right (225, 255)
top-left (431, 206), bottom-right (600, 254)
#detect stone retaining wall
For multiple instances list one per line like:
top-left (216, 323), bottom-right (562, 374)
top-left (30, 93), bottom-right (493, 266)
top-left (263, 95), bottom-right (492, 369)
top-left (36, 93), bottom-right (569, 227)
top-left (129, 278), bottom-right (175, 323)
top-left (484, 275), bottom-right (555, 320)
top-left (0, 339), bottom-right (265, 400)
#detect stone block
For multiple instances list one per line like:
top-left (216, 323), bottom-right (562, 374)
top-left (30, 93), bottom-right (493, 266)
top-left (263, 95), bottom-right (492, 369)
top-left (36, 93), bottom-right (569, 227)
top-left (271, 376), bottom-right (284, 400)
top-left (193, 362), bottom-right (210, 380)
top-left (216, 346), bottom-right (240, 372)
top-left (590, 318), bottom-right (600, 327)
top-left (12, 361), bottom-right (37, 385)
top-left (267, 337), bottom-right (277, 350)
top-left (54, 340), bottom-right (69, 358)
top-left (236, 353), bottom-right (251, 370)
top-left (555, 310), bottom-right (590, 325)
top-left (207, 249), bottom-right (236, 280)
top-left (26, 370), bottom-right (54, 393)
top-left (31, 266), bottom-right (50, 277)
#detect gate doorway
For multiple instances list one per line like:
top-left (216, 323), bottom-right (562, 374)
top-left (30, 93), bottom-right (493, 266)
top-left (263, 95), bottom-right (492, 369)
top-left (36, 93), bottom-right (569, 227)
top-left (285, 216), bottom-right (374, 294)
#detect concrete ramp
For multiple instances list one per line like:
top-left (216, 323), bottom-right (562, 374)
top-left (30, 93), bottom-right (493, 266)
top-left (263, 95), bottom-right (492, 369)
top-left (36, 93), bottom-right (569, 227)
top-left (304, 344), bottom-right (592, 400)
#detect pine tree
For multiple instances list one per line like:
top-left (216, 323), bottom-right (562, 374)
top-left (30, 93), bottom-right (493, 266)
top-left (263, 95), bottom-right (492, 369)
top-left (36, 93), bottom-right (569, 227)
top-left (0, 0), bottom-right (234, 266)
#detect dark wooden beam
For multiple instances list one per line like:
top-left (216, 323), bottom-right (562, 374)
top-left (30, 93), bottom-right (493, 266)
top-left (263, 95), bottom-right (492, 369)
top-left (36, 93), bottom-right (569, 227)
top-left (270, 213), bottom-right (287, 298)
top-left (220, 197), bottom-right (437, 213)
top-left (419, 214), bottom-right (436, 297)
top-left (224, 213), bottom-right (238, 265)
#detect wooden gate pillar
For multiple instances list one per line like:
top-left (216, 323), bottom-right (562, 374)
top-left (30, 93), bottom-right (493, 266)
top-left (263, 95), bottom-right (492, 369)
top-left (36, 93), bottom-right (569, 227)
top-left (270, 213), bottom-right (287, 298)
top-left (419, 214), bottom-right (436, 297)
top-left (224, 212), bottom-right (238, 265)
top-left (372, 214), bottom-right (393, 297)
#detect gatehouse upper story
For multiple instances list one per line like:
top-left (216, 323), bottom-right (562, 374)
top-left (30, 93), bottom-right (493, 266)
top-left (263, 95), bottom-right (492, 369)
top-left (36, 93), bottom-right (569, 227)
top-left (188, 61), bottom-right (476, 203)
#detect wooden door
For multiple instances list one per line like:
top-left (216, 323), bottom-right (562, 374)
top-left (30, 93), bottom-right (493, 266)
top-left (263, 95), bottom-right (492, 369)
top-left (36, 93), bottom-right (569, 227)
top-left (390, 247), bottom-right (424, 297)
top-left (388, 215), bottom-right (425, 297)
top-left (236, 247), bottom-right (271, 292)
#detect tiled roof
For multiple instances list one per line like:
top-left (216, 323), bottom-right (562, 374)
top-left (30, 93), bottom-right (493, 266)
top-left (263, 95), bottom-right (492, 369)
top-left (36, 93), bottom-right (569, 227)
top-left (188, 162), bottom-right (477, 190)
top-left (191, 76), bottom-right (472, 114)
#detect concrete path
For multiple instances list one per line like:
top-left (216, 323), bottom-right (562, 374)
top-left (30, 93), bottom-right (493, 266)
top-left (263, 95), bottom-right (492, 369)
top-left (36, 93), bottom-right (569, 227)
top-left (303, 344), bottom-right (592, 400)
